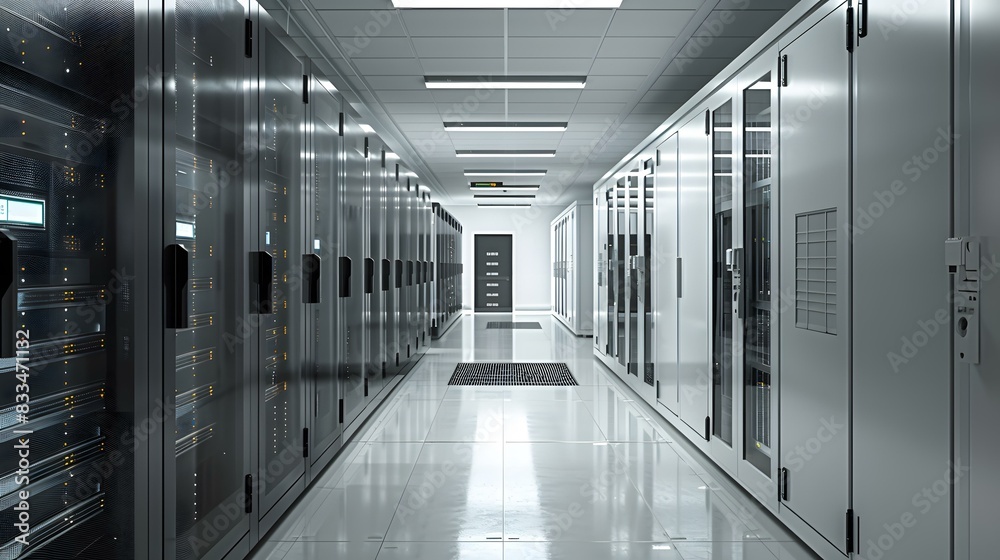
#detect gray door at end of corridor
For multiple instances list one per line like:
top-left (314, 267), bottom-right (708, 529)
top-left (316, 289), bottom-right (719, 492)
top-left (475, 234), bottom-right (513, 312)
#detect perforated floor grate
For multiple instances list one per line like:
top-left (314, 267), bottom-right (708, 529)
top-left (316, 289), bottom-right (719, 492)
top-left (486, 322), bottom-right (543, 330)
top-left (448, 363), bottom-right (578, 386)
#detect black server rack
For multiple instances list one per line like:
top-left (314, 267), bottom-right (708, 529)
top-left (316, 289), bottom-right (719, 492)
top-left (305, 73), bottom-right (343, 470)
top-left (364, 137), bottom-right (384, 400)
top-left (163, 0), bottom-right (253, 558)
top-left (338, 112), bottom-right (366, 429)
top-left (384, 164), bottom-right (400, 375)
top-left (254, 14), bottom-right (307, 525)
top-left (431, 205), bottom-right (463, 339)
top-left (0, 1), bottom-right (143, 558)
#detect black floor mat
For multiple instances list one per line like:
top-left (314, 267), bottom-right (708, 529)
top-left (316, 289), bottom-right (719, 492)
top-left (448, 363), bottom-right (577, 386)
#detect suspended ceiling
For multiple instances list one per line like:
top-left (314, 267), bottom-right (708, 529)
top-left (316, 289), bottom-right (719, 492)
top-left (259, 0), bottom-right (800, 206)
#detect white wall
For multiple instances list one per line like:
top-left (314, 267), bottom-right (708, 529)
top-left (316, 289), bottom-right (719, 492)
top-left (449, 204), bottom-right (564, 312)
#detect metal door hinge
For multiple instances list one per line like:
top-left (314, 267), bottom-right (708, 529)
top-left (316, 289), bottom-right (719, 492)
top-left (704, 110), bottom-right (710, 136)
top-left (946, 237), bottom-right (981, 364)
top-left (244, 474), bottom-right (253, 513)
top-left (779, 55), bottom-right (788, 87)
top-left (244, 19), bottom-right (253, 58)
top-left (303, 428), bottom-right (310, 458)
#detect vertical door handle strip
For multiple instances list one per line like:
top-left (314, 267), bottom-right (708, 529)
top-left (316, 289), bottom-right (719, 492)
top-left (364, 257), bottom-right (375, 294)
top-left (253, 251), bottom-right (274, 314)
top-left (0, 230), bottom-right (18, 357)
top-left (382, 259), bottom-right (391, 291)
top-left (858, 0), bottom-right (868, 38)
top-left (303, 254), bottom-right (321, 304)
top-left (339, 256), bottom-right (351, 297)
top-left (164, 243), bottom-right (189, 329)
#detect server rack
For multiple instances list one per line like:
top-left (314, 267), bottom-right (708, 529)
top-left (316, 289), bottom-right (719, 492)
top-left (338, 111), bottom-right (367, 431)
top-left (305, 73), bottom-right (343, 473)
top-left (430, 204), bottom-right (463, 339)
top-left (384, 164), bottom-right (401, 374)
top-left (592, 0), bottom-right (958, 557)
top-left (162, 0), bottom-right (254, 558)
top-left (550, 202), bottom-right (593, 337)
top-left (364, 136), bottom-right (385, 401)
top-left (0, 1), bottom-right (146, 558)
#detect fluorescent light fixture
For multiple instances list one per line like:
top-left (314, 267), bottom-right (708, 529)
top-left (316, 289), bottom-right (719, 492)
top-left (465, 170), bottom-right (547, 177)
top-left (425, 76), bottom-right (587, 90)
top-left (470, 185), bottom-right (540, 192)
top-left (477, 203), bottom-right (531, 208)
top-left (444, 121), bottom-right (567, 133)
top-left (386, 152), bottom-right (400, 160)
top-left (396, 0), bottom-right (621, 7)
top-left (359, 124), bottom-right (376, 134)
top-left (457, 150), bottom-right (555, 158)
top-left (473, 194), bottom-right (536, 199)
top-left (317, 78), bottom-right (337, 92)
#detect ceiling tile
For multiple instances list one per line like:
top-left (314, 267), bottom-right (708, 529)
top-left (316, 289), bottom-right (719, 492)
top-left (693, 9), bottom-right (789, 38)
top-left (420, 57), bottom-right (506, 73)
top-left (507, 9), bottom-right (614, 37)
top-left (352, 58), bottom-right (423, 76)
top-left (315, 9), bottom-right (407, 37)
top-left (649, 74), bottom-right (713, 91)
top-left (336, 37), bottom-right (414, 57)
top-left (507, 37), bottom-right (602, 59)
top-left (574, 102), bottom-right (627, 114)
top-left (589, 57), bottom-right (662, 76)
top-left (400, 9), bottom-right (504, 36)
top-left (412, 37), bottom-right (504, 58)
top-left (606, 9), bottom-right (695, 37)
top-left (597, 36), bottom-right (678, 58)
top-left (585, 75), bottom-right (648, 90)
top-left (506, 58), bottom-right (593, 74)
top-left (663, 57), bottom-right (732, 76)
top-left (506, 90), bottom-right (582, 103)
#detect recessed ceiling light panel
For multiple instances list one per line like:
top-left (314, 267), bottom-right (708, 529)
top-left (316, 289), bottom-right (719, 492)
top-left (465, 170), bottom-right (547, 177)
top-left (477, 203), bottom-right (532, 208)
top-left (456, 150), bottom-right (556, 158)
top-left (359, 124), bottom-right (376, 133)
top-left (444, 121), bottom-right (568, 132)
top-left (426, 76), bottom-right (586, 90)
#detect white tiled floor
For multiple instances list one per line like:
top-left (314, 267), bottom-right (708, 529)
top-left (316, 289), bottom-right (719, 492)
top-left (250, 314), bottom-right (817, 560)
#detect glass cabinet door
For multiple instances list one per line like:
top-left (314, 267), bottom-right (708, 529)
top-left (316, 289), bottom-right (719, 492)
top-left (257, 25), bottom-right (305, 516)
top-left (643, 170), bottom-right (655, 390)
top-left (743, 73), bottom-right (774, 475)
top-left (627, 175), bottom-right (639, 378)
top-left (307, 77), bottom-right (342, 465)
top-left (166, 0), bottom-right (250, 557)
top-left (615, 181), bottom-right (626, 366)
top-left (712, 99), bottom-right (734, 446)
top-left (0, 1), bottom-right (140, 557)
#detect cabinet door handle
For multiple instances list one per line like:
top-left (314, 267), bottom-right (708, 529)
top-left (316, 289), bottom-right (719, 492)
top-left (364, 257), bottom-right (375, 294)
top-left (381, 259), bottom-right (391, 291)
top-left (0, 230), bottom-right (18, 356)
top-left (302, 254), bottom-right (321, 304)
top-left (395, 259), bottom-right (403, 289)
top-left (253, 251), bottom-right (274, 314)
top-left (338, 256), bottom-right (351, 298)
top-left (164, 243), bottom-right (189, 329)
top-left (858, 0), bottom-right (868, 38)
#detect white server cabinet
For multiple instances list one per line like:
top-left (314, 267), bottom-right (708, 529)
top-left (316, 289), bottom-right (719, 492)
top-left (550, 202), bottom-right (593, 336)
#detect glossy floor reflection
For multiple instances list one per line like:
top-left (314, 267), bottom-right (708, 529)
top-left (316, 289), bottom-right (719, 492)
top-left (250, 314), bottom-right (816, 560)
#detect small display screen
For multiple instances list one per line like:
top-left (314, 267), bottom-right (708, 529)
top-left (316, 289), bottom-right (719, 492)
top-left (176, 221), bottom-right (196, 240)
top-left (0, 196), bottom-right (46, 227)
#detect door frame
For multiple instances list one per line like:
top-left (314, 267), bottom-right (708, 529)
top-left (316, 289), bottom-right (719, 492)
top-left (473, 232), bottom-right (516, 313)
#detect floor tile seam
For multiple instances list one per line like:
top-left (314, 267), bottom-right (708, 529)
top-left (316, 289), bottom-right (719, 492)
top-left (605, 427), bottom-right (675, 542)
top-left (374, 345), bottom-right (455, 546)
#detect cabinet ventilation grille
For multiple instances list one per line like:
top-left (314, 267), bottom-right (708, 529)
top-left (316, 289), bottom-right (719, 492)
top-left (486, 321), bottom-right (542, 330)
top-left (795, 209), bottom-right (838, 335)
